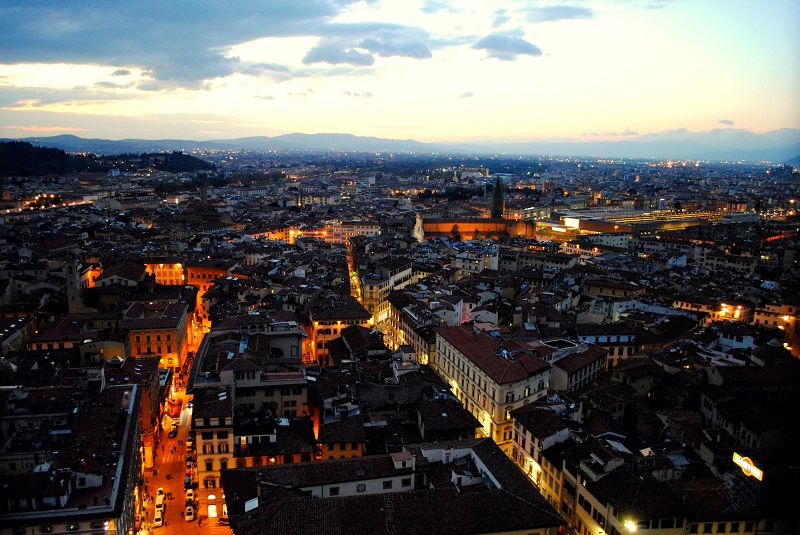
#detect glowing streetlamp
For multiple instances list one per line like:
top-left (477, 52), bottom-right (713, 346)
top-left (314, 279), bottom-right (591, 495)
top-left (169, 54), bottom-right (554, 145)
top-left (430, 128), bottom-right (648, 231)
top-left (624, 520), bottom-right (637, 532)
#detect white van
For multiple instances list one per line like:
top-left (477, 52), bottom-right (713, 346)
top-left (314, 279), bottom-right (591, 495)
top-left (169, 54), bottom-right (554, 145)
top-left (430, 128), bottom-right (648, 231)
top-left (155, 493), bottom-right (165, 511)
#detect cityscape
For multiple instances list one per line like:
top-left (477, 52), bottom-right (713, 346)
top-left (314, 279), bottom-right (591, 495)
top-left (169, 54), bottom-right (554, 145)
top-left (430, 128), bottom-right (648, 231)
top-left (1, 1), bottom-right (800, 535)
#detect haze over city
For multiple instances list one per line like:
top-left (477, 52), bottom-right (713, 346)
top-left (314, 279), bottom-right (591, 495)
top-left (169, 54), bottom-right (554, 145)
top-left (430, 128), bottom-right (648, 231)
top-left (1, 0), bottom-right (800, 151)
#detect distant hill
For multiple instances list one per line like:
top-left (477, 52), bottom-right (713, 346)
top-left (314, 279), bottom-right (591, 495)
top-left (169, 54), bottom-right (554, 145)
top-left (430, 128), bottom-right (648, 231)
top-left (0, 140), bottom-right (91, 176)
top-left (3, 128), bottom-right (800, 163)
top-left (0, 140), bottom-right (214, 177)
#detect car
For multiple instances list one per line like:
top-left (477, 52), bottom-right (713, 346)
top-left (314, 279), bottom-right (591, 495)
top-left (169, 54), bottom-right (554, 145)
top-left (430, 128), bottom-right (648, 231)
top-left (185, 504), bottom-right (195, 521)
top-left (153, 509), bottom-right (163, 527)
top-left (184, 475), bottom-right (192, 490)
top-left (185, 439), bottom-right (194, 451)
top-left (186, 489), bottom-right (194, 502)
top-left (155, 494), bottom-right (165, 511)
top-left (156, 487), bottom-right (165, 497)
top-left (168, 427), bottom-right (178, 439)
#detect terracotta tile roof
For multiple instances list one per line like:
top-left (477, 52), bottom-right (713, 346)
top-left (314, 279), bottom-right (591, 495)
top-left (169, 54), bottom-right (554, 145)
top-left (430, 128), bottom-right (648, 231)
top-left (435, 326), bottom-right (550, 384)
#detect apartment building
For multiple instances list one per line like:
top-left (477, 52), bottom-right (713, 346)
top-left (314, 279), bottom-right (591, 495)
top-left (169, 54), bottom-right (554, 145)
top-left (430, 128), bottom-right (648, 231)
top-left (122, 302), bottom-right (189, 370)
top-left (433, 326), bottom-right (551, 455)
top-left (324, 220), bottom-right (381, 245)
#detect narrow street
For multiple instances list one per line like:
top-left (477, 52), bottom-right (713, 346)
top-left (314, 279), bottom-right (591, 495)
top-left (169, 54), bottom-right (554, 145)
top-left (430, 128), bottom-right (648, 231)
top-left (140, 386), bottom-right (232, 535)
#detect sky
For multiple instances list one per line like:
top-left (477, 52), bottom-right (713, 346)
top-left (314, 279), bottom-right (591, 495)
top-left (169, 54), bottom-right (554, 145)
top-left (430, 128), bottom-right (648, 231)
top-left (0, 0), bottom-right (799, 143)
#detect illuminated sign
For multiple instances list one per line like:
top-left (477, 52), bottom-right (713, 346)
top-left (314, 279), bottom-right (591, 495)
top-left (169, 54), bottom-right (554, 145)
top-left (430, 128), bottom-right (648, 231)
top-left (733, 453), bottom-right (763, 481)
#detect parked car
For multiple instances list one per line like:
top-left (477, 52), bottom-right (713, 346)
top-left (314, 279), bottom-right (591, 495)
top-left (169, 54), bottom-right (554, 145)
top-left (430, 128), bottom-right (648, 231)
top-left (186, 489), bottom-right (194, 502)
top-left (185, 505), bottom-right (195, 522)
top-left (153, 509), bottom-right (163, 527)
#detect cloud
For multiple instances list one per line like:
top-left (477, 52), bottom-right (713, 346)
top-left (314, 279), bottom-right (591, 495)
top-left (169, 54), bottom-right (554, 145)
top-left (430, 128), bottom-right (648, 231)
top-left (718, 119), bottom-right (735, 125)
top-left (3, 124), bottom-right (89, 132)
top-left (302, 39), bottom-right (374, 66)
top-left (359, 28), bottom-right (432, 59)
top-left (111, 69), bottom-right (131, 76)
top-left (472, 34), bottom-right (542, 61)
top-left (525, 5), bottom-right (595, 23)
top-left (241, 63), bottom-right (291, 76)
top-left (459, 91), bottom-right (474, 98)
top-left (420, 0), bottom-right (457, 14)
top-left (343, 91), bottom-right (373, 98)
top-left (0, 1), bottom-right (363, 86)
top-left (492, 9), bottom-right (510, 29)
top-left (605, 128), bottom-right (638, 137)
top-left (94, 80), bottom-right (134, 89)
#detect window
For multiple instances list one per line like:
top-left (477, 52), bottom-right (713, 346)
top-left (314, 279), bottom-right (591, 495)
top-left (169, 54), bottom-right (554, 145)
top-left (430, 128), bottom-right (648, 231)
top-left (329, 486), bottom-right (340, 496)
top-left (206, 461), bottom-right (214, 471)
top-left (401, 478), bottom-right (411, 487)
top-left (220, 459), bottom-right (228, 470)
top-left (383, 481), bottom-right (393, 489)
top-left (217, 431), bottom-right (229, 439)
top-left (703, 524), bottom-right (713, 534)
top-left (218, 443), bottom-right (229, 453)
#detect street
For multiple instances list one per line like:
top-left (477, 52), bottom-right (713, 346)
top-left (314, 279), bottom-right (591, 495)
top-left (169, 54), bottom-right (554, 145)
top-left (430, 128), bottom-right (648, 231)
top-left (140, 387), bottom-right (232, 535)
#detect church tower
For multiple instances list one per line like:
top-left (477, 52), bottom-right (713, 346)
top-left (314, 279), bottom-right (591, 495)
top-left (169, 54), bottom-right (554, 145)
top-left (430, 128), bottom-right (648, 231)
top-left (490, 175), bottom-right (505, 219)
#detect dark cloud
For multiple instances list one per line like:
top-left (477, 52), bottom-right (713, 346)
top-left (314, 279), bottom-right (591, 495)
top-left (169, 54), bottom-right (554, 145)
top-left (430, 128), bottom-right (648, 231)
top-left (525, 5), bottom-right (595, 23)
top-left (0, 1), bottom-right (431, 87)
top-left (718, 119), bottom-right (735, 125)
top-left (492, 9), bottom-right (510, 28)
top-left (472, 34), bottom-right (542, 61)
top-left (302, 40), bottom-right (374, 66)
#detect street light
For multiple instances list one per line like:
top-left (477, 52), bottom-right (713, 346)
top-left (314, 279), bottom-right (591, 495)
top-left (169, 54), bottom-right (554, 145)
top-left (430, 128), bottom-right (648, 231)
top-left (624, 520), bottom-right (637, 532)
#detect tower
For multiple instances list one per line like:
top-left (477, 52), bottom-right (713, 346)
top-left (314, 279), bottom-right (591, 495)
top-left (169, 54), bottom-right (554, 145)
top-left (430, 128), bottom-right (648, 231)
top-left (491, 175), bottom-right (505, 219)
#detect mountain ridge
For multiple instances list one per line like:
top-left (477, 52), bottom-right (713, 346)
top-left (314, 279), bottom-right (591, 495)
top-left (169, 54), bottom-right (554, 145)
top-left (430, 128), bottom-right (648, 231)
top-left (3, 129), bottom-right (799, 163)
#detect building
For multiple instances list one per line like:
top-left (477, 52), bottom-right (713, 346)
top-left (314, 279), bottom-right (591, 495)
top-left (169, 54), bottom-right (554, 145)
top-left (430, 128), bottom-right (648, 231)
top-left (221, 438), bottom-right (565, 535)
top-left (433, 326), bottom-right (551, 454)
top-left (122, 301), bottom-right (190, 370)
top-left (324, 220), bottom-right (381, 245)
top-left (0, 386), bottom-right (142, 535)
top-left (309, 295), bottom-right (372, 366)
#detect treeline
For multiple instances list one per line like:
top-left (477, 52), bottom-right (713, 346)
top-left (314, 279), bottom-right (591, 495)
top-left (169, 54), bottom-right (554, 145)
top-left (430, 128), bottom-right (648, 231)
top-left (0, 141), bottom-right (94, 176)
top-left (0, 141), bottom-right (215, 177)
